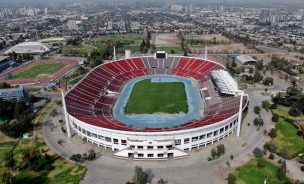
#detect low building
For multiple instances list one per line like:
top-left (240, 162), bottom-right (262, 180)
top-left (4, 42), bottom-right (51, 55)
top-left (0, 87), bottom-right (28, 101)
top-left (0, 56), bottom-right (15, 72)
top-left (235, 55), bottom-right (256, 66)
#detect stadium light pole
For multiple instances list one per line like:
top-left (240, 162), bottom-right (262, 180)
top-left (61, 91), bottom-right (72, 138)
top-left (236, 93), bottom-right (243, 137)
top-left (204, 45), bottom-right (208, 60)
top-left (113, 46), bottom-right (116, 61)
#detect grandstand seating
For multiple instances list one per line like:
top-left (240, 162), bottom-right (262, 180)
top-left (66, 57), bottom-right (249, 132)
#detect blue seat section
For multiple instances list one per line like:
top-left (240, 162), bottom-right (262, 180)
top-left (151, 77), bottom-right (178, 83)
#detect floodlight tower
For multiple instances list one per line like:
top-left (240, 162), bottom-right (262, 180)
top-left (113, 46), bottom-right (117, 61)
top-left (236, 93), bottom-right (243, 137)
top-left (204, 45), bottom-right (208, 60)
top-left (61, 91), bottom-right (72, 138)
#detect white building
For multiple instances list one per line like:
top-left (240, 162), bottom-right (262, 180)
top-left (67, 20), bottom-right (82, 30)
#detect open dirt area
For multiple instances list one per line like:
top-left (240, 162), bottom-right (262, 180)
top-left (186, 34), bottom-right (230, 43)
top-left (191, 43), bottom-right (259, 54)
top-left (153, 33), bottom-right (181, 46)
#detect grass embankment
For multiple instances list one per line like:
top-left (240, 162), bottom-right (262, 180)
top-left (270, 105), bottom-right (304, 158)
top-left (236, 158), bottom-right (292, 184)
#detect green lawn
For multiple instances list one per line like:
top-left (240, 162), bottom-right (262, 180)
top-left (14, 155), bottom-right (86, 184)
top-left (271, 119), bottom-right (304, 157)
top-left (61, 45), bottom-right (90, 57)
top-left (0, 141), bottom-right (15, 161)
top-left (272, 105), bottom-right (303, 121)
top-left (125, 79), bottom-right (188, 114)
top-left (27, 87), bottom-right (41, 92)
top-left (68, 75), bottom-right (84, 85)
top-left (1, 101), bottom-right (87, 184)
top-left (13, 63), bottom-right (66, 79)
top-left (155, 46), bottom-right (184, 54)
top-left (92, 35), bottom-right (144, 54)
top-left (236, 158), bottom-right (292, 184)
top-left (12, 138), bottom-right (86, 184)
top-left (93, 35), bottom-right (144, 43)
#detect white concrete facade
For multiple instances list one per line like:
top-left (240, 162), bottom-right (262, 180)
top-left (66, 96), bottom-right (248, 159)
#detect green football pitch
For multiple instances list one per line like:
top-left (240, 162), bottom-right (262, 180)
top-left (13, 63), bottom-right (66, 79)
top-left (125, 79), bottom-right (188, 114)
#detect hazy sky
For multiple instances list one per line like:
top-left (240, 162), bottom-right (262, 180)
top-left (0, 0), bottom-right (303, 9)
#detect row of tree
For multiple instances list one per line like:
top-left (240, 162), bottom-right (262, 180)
top-left (272, 82), bottom-right (304, 117)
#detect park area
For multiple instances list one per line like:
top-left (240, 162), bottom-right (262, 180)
top-left (61, 34), bottom-right (146, 56)
top-left (0, 59), bottom-right (79, 85)
top-left (271, 105), bottom-right (304, 158)
top-left (0, 101), bottom-right (86, 184)
top-left (235, 158), bottom-right (292, 184)
top-left (92, 34), bottom-right (145, 53)
top-left (125, 79), bottom-right (188, 114)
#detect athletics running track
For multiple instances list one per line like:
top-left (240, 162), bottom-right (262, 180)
top-left (0, 59), bottom-right (79, 86)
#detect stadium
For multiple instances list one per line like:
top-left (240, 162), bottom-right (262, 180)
top-left (62, 53), bottom-right (249, 159)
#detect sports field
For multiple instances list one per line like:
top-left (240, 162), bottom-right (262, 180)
top-left (125, 79), bottom-right (188, 114)
top-left (13, 63), bottom-right (66, 79)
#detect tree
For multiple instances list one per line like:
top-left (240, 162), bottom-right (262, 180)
top-left (21, 142), bottom-right (41, 171)
top-left (253, 71), bottom-right (263, 83)
top-left (86, 149), bottom-right (96, 160)
top-left (268, 128), bottom-right (277, 138)
top-left (217, 144), bottom-right (225, 155)
top-left (211, 148), bottom-right (217, 158)
top-left (263, 77), bottom-right (274, 86)
top-left (227, 173), bottom-right (236, 184)
top-left (272, 113), bottom-right (279, 122)
top-left (270, 104), bottom-right (277, 109)
top-left (264, 143), bottom-right (276, 153)
top-left (0, 166), bottom-right (13, 184)
top-left (132, 166), bottom-right (147, 184)
top-left (140, 39), bottom-right (146, 52)
top-left (277, 160), bottom-right (287, 180)
top-left (289, 104), bottom-right (301, 117)
top-left (253, 148), bottom-right (264, 158)
top-left (261, 100), bottom-right (271, 111)
top-left (0, 82), bottom-right (11, 89)
top-left (254, 118), bottom-right (264, 127)
top-left (212, 36), bottom-right (217, 45)
top-left (183, 50), bottom-right (188, 56)
top-left (50, 109), bottom-right (58, 117)
top-left (69, 154), bottom-right (82, 163)
top-left (232, 59), bottom-right (237, 67)
top-left (255, 60), bottom-right (264, 70)
top-left (279, 148), bottom-right (289, 159)
top-left (254, 106), bottom-right (261, 114)
top-left (269, 153), bottom-right (275, 160)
